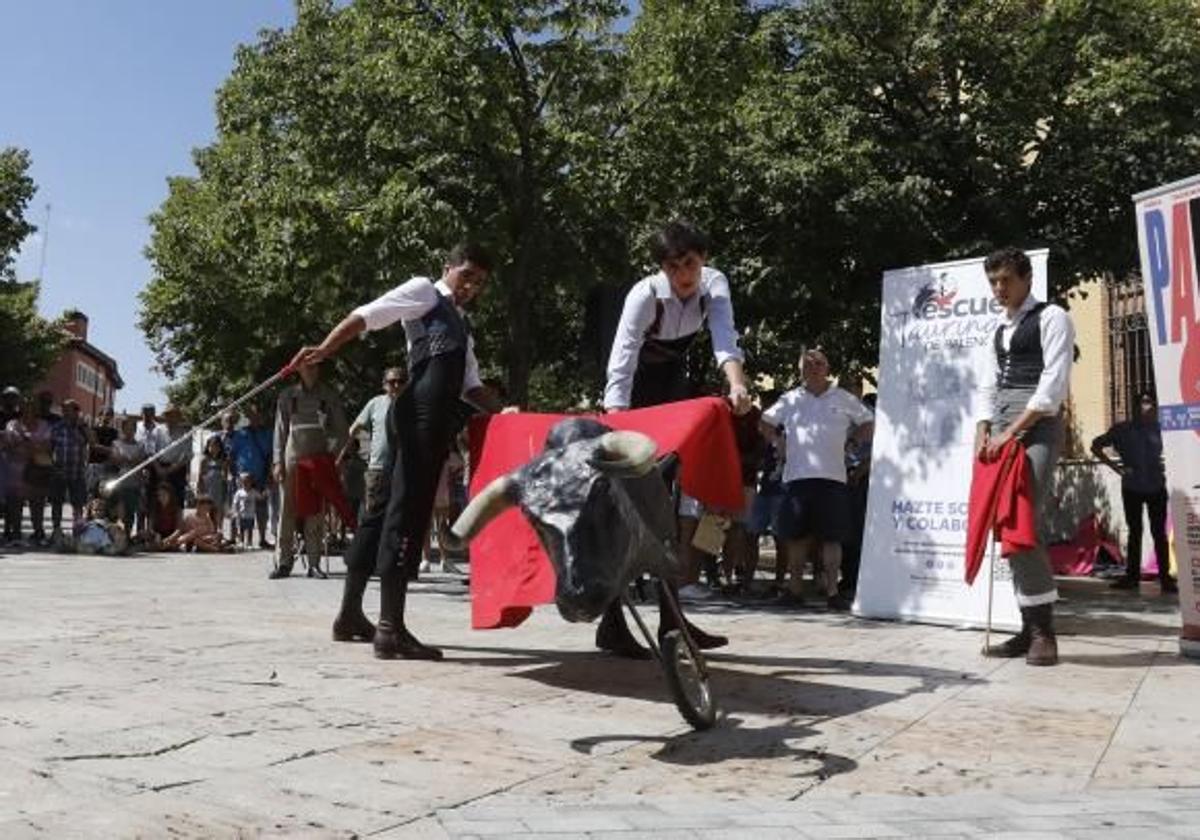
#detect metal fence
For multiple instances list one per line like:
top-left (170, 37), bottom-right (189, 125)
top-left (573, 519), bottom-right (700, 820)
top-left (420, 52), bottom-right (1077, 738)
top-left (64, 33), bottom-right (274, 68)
top-left (1105, 275), bottom-right (1156, 425)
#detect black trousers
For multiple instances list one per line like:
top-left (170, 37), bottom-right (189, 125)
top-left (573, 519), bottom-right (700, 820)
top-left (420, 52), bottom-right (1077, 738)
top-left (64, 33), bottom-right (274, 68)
top-left (1122, 488), bottom-right (1170, 581)
top-left (345, 352), bottom-right (466, 578)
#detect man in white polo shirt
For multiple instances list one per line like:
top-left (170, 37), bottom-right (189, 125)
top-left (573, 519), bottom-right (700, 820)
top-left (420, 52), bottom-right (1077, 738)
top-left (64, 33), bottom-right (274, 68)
top-left (760, 348), bottom-right (874, 611)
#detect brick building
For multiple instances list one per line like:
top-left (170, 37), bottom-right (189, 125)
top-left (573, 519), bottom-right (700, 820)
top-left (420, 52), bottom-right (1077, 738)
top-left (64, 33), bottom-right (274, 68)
top-left (37, 311), bottom-right (124, 421)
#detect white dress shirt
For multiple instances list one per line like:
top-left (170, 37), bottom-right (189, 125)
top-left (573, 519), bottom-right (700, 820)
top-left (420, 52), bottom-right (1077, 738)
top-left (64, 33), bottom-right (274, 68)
top-left (762, 385), bottom-right (874, 484)
top-left (604, 266), bottom-right (744, 410)
top-left (976, 294), bottom-right (1074, 424)
top-left (352, 277), bottom-right (483, 395)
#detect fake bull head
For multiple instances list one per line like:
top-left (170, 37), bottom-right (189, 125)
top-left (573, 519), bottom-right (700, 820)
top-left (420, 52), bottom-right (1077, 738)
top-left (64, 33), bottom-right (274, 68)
top-left (450, 419), bottom-right (679, 622)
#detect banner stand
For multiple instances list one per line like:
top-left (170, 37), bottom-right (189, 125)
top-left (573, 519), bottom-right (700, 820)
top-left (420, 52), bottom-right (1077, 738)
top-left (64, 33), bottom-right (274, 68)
top-left (855, 251), bottom-right (1048, 631)
top-left (1133, 174), bottom-right (1200, 660)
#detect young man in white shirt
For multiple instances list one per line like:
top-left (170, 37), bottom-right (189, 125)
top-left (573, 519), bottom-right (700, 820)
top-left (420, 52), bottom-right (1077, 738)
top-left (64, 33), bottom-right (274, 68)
top-left (289, 243), bottom-right (503, 661)
top-left (760, 349), bottom-right (874, 611)
top-left (598, 219), bottom-right (751, 658)
top-left (975, 247), bottom-right (1074, 666)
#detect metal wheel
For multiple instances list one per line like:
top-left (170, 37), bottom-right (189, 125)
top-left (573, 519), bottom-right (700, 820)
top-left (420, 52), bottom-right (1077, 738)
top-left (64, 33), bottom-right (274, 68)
top-left (661, 629), bottom-right (717, 730)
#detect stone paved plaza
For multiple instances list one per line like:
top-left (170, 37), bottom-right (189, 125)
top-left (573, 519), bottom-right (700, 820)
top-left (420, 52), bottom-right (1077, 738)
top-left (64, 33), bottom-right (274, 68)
top-left (2, 550), bottom-right (1199, 838)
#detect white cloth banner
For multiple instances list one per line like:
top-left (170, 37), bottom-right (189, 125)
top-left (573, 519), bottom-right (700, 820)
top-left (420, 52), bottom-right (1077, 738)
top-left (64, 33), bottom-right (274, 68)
top-left (1133, 174), bottom-right (1200, 657)
top-left (854, 251), bottom-right (1048, 629)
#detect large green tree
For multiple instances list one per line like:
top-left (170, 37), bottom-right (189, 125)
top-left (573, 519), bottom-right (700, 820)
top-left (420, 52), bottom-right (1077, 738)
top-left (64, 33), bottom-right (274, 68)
top-left (0, 148), bottom-right (63, 392)
top-left (144, 0), bottom-right (1200, 410)
top-left (142, 0), bottom-right (627, 414)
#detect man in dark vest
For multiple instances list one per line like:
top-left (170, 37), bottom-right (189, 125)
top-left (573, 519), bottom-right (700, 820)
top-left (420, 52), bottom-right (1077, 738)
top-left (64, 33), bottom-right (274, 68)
top-left (976, 247), bottom-right (1075, 666)
top-left (289, 243), bottom-right (502, 660)
top-left (599, 219), bottom-right (752, 658)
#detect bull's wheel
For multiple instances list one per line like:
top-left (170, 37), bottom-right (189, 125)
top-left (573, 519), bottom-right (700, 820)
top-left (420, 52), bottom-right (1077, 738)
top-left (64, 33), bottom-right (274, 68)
top-left (661, 629), bottom-right (717, 730)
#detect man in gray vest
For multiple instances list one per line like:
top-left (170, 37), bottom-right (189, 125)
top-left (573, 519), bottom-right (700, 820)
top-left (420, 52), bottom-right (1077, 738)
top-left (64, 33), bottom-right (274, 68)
top-left (976, 247), bottom-right (1075, 666)
top-left (288, 243), bottom-right (503, 660)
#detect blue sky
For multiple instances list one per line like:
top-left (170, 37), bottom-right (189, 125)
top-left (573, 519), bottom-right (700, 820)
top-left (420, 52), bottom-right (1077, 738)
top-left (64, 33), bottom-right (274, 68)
top-left (1, 1), bottom-right (296, 411)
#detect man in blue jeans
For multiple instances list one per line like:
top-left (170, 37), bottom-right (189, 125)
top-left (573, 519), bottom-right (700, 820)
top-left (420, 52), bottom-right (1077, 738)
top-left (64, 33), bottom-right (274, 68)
top-left (49, 399), bottom-right (89, 543)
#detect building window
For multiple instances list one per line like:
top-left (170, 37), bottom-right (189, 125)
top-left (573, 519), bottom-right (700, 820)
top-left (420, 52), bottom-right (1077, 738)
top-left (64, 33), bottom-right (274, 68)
top-left (1106, 276), bottom-right (1156, 424)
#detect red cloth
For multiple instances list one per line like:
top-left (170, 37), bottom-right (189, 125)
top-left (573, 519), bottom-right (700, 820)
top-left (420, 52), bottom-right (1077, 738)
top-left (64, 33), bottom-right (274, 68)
top-left (466, 397), bottom-right (742, 629)
top-left (964, 438), bottom-right (1038, 585)
top-left (293, 453), bottom-right (358, 529)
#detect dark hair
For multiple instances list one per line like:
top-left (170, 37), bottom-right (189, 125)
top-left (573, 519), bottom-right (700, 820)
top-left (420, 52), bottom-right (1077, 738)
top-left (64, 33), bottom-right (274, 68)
top-left (983, 247), bottom-right (1032, 280)
top-left (650, 219), bottom-right (710, 264)
top-left (446, 241), bottom-right (494, 273)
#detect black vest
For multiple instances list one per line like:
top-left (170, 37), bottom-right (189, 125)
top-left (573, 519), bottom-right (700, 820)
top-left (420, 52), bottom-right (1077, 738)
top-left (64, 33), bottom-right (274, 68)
top-left (995, 302), bottom-right (1047, 389)
top-left (404, 291), bottom-right (469, 372)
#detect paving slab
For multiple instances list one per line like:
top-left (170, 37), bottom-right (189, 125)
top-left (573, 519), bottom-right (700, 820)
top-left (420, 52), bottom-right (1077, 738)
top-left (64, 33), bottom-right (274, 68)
top-left (1, 549), bottom-right (1199, 838)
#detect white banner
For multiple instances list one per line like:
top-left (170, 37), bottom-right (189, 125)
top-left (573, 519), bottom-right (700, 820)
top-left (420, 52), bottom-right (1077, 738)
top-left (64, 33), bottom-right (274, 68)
top-left (854, 251), bottom-right (1049, 630)
top-left (1133, 174), bottom-right (1200, 657)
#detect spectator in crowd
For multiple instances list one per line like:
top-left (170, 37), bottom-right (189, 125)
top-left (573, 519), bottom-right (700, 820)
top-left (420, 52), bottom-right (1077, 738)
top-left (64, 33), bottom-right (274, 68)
top-left (270, 362), bottom-right (348, 578)
top-left (228, 403), bottom-right (275, 549)
top-left (198, 434), bottom-right (229, 537)
top-left (218, 410), bottom-right (240, 539)
top-left (8, 398), bottom-right (54, 546)
top-left (760, 348), bottom-right (874, 611)
top-left (1, 387), bottom-right (21, 545)
top-left (110, 416), bottom-right (145, 536)
top-left (1092, 389), bottom-right (1176, 593)
top-left (232, 472), bottom-right (262, 549)
top-left (842, 391), bottom-right (876, 601)
top-left (36, 390), bottom-right (60, 426)
top-left (49, 399), bottom-right (89, 544)
top-left (338, 436), bottom-right (367, 545)
top-left (748, 390), bottom-right (789, 595)
top-left (720, 397), bottom-right (767, 594)
top-left (153, 406), bottom-right (192, 519)
top-left (135, 403), bottom-right (169, 508)
top-left (162, 496), bottom-right (225, 552)
top-left (341, 367), bottom-right (404, 519)
top-left (87, 407), bottom-right (119, 498)
top-left (75, 496), bottom-right (130, 556)
top-left (146, 484), bottom-right (181, 548)
top-left (421, 447), bottom-right (465, 575)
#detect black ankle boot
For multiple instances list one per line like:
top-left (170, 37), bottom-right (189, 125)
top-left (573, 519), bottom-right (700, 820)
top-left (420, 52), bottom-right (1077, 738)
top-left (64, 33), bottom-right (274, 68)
top-left (657, 582), bottom-right (728, 650)
top-left (332, 564), bottom-right (375, 643)
top-left (595, 602), bottom-right (651, 660)
top-left (373, 571), bottom-right (442, 661)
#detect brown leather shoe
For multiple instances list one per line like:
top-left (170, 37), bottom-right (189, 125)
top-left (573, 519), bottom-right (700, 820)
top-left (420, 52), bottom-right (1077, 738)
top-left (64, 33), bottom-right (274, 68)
top-left (985, 608), bottom-right (1031, 657)
top-left (1025, 603), bottom-right (1058, 666)
top-left (985, 629), bottom-right (1031, 658)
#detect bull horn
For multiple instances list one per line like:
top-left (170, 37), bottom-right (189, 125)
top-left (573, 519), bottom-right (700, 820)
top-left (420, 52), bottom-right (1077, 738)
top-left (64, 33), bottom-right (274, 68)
top-left (449, 475), bottom-right (517, 546)
top-left (590, 431), bottom-right (658, 477)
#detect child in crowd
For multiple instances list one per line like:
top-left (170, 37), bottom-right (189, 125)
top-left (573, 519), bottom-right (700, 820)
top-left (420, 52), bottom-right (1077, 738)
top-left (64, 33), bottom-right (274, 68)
top-left (75, 497), bottom-right (130, 556)
top-left (232, 472), bottom-right (262, 549)
top-left (198, 435), bottom-right (228, 536)
top-left (162, 496), bottom-right (226, 552)
top-left (109, 416), bottom-right (145, 536)
top-left (146, 484), bottom-right (181, 549)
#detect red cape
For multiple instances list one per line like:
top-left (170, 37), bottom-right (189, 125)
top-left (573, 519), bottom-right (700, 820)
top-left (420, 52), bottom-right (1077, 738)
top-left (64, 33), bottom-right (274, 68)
top-left (465, 397), bottom-right (742, 629)
top-left (964, 438), bottom-right (1038, 585)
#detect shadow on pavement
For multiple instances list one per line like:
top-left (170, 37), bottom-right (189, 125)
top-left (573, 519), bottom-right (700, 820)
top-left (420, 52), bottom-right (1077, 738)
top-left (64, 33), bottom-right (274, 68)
top-left (441, 643), bottom-right (981, 772)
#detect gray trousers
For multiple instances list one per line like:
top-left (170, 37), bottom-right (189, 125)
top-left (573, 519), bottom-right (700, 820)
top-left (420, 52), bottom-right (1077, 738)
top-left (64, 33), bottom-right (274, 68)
top-left (994, 389), bottom-right (1062, 607)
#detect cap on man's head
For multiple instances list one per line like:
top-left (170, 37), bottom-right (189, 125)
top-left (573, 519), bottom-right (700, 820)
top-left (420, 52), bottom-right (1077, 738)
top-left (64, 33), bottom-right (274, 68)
top-left (2, 386), bottom-right (19, 397)
top-left (61, 399), bottom-right (79, 411)
top-left (141, 403), bottom-right (156, 413)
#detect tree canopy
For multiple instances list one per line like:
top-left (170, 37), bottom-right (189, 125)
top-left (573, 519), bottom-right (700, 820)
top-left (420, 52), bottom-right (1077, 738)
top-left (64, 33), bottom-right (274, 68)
top-left (0, 148), bottom-right (64, 393)
top-left (143, 0), bottom-right (1200, 413)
